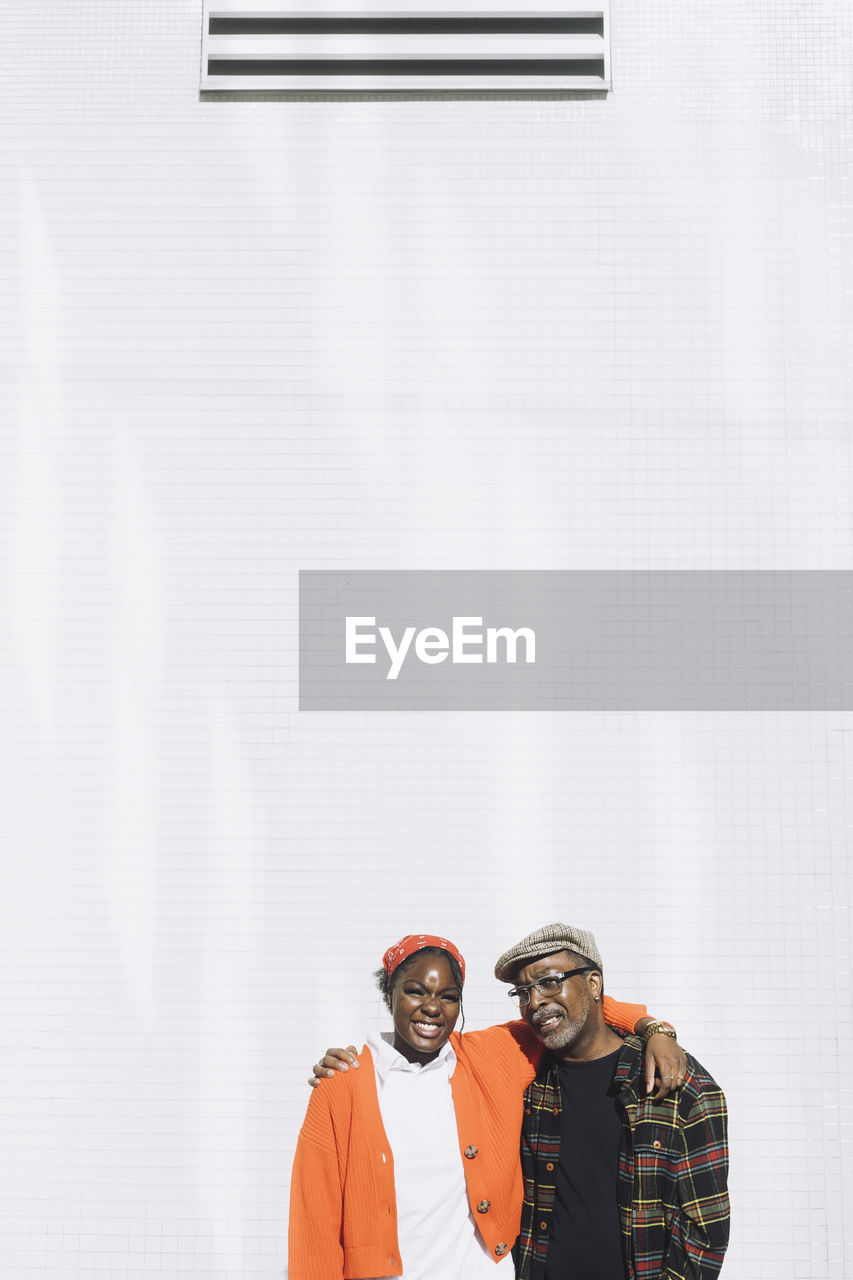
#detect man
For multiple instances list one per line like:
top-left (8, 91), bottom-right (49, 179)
top-left (494, 923), bottom-right (730, 1280)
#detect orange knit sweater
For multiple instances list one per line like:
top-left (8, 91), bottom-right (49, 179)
top-left (288, 997), bottom-right (645, 1280)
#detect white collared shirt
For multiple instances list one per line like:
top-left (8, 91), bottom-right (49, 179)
top-left (366, 1031), bottom-right (513, 1280)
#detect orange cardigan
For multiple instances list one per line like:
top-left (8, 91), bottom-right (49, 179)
top-left (288, 997), bottom-right (645, 1280)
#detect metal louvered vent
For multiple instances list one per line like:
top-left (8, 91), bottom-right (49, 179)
top-left (201, 1), bottom-right (610, 92)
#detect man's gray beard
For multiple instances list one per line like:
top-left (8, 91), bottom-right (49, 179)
top-left (532, 991), bottom-right (590, 1051)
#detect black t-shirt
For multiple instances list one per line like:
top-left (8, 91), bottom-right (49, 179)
top-left (544, 1049), bottom-right (625, 1280)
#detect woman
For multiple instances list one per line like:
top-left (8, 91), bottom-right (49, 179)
top-left (288, 933), bottom-right (680, 1280)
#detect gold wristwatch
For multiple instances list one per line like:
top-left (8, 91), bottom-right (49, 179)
top-left (642, 1019), bottom-right (677, 1043)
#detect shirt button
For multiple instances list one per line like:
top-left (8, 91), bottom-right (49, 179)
top-left (653, 1140), bottom-right (662, 1150)
top-left (477, 1200), bottom-right (491, 1214)
top-left (464, 1145), bottom-right (478, 1159)
top-left (552, 1107), bottom-right (559, 1115)
top-left (540, 1221), bottom-right (548, 1231)
top-left (546, 1162), bottom-right (555, 1172)
top-left (495, 1244), bottom-right (508, 1257)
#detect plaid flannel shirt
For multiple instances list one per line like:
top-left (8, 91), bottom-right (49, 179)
top-left (516, 1034), bottom-right (730, 1280)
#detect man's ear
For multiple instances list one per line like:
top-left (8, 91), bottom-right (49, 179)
top-left (587, 968), bottom-right (603, 1003)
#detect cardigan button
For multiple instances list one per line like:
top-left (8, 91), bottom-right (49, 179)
top-left (495, 1243), bottom-right (508, 1257)
top-left (477, 1200), bottom-right (491, 1214)
top-left (464, 1145), bottom-right (478, 1159)
top-left (546, 1162), bottom-right (555, 1172)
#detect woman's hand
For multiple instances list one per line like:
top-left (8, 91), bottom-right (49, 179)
top-left (308, 1046), bottom-right (359, 1087)
top-left (633, 1017), bottom-right (688, 1100)
top-left (643, 1032), bottom-right (688, 1100)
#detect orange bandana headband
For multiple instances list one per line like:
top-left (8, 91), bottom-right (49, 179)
top-left (382, 934), bottom-right (466, 983)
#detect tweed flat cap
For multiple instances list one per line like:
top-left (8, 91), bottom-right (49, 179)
top-left (494, 923), bottom-right (603, 982)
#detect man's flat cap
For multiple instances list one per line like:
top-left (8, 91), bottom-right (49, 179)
top-left (494, 922), bottom-right (603, 982)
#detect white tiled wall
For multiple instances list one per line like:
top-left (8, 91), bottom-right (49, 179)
top-left (2, 0), bottom-right (852, 1276)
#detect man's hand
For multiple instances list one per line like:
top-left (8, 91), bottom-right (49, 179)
top-left (308, 1046), bottom-right (359, 1088)
top-left (644, 1033), bottom-right (688, 1100)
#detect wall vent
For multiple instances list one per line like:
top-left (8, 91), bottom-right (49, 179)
top-left (201, 1), bottom-right (610, 92)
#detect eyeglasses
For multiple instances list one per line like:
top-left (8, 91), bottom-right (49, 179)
top-left (507, 966), bottom-right (592, 1007)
